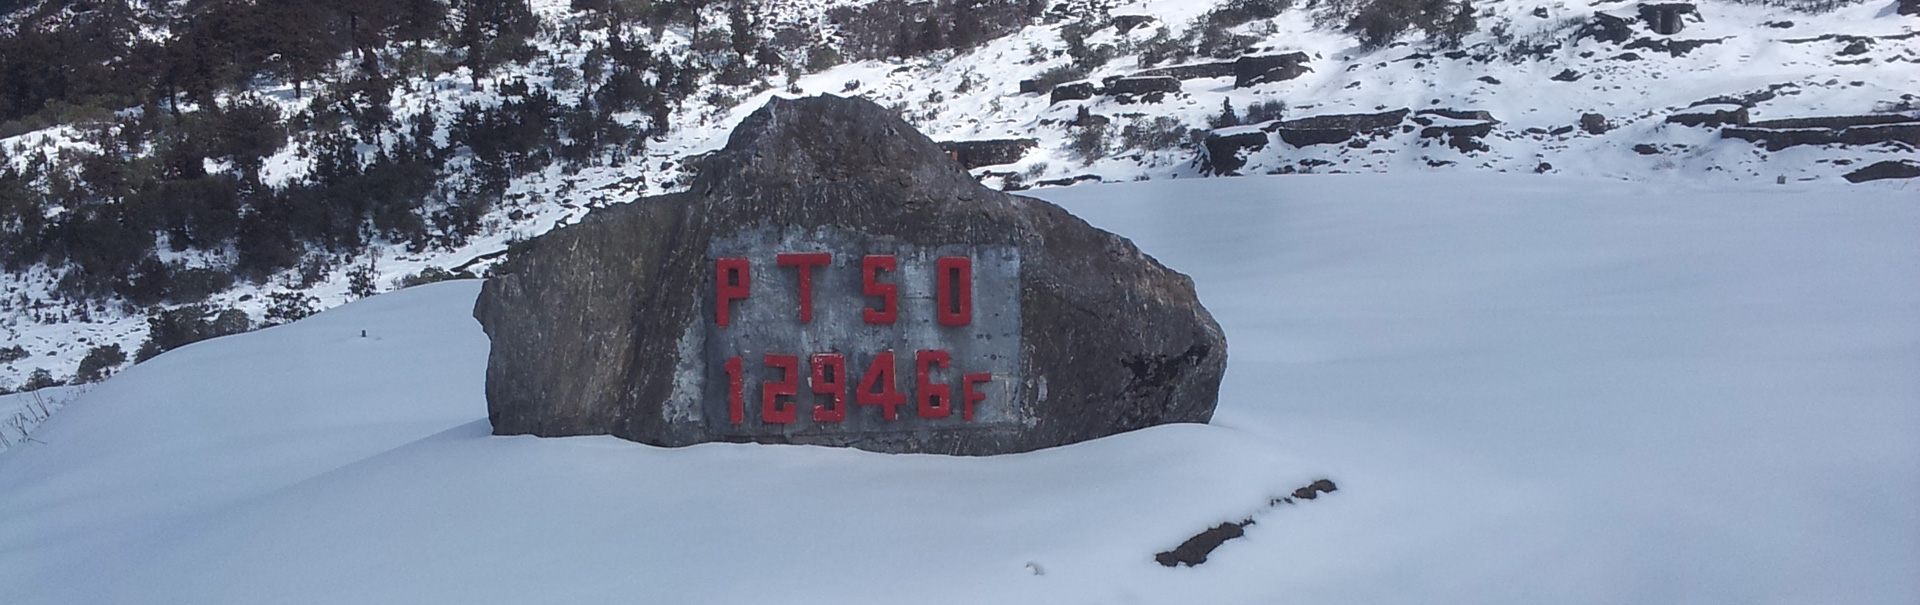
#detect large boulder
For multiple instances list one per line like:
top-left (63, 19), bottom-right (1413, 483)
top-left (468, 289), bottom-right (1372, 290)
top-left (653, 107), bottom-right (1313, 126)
top-left (1580, 112), bottom-right (1612, 134)
top-left (475, 95), bottom-right (1227, 456)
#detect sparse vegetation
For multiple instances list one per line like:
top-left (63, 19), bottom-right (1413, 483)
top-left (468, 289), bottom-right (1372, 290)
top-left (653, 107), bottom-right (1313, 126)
top-left (73, 344), bottom-right (126, 384)
top-left (1244, 99), bottom-right (1288, 124)
top-left (135, 305), bottom-right (253, 362)
top-left (1209, 99), bottom-right (1242, 129)
top-left (1070, 123), bottom-right (1113, 165)
top-left (1028, 64), bottom-right (1092, 94)
top-left (1122, 117), bottom-right (1189, 150)
top-left (396, 267), bottom-right (476, 289)
top-left (1328, 0), bottom-right (1480, 49)
top-left (263, 291), bottom-right (321, 326)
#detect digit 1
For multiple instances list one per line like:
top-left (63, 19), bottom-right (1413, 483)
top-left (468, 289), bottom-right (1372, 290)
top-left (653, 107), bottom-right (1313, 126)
top-left (762, 354), bottom-right (799, 424)
top-left (916, 349), bottom-right (951, 419)
top-left (936, 256), bottom-right (971, 326)
top-left (811, 353), bottom-right (847, 423)
top-left (862, 255), bottom-right (897, 324)
top-left (962, 373), bottom-right (991, 422)
top-left (725, 356), bottom-right (744, 424)
top-left (856, 351), bottom-right (906, 420)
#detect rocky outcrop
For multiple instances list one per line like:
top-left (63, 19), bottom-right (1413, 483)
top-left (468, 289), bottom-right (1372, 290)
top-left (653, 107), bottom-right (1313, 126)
top-left (1577, 13), bottom-right (1634, 44)
top-left (1666, 103), bottom-right (1749, 127)
top-left (1274, 128), bottom-right (1355, 147)
top-left (1200, 128), bottom-right (1269, 175)
top-left (1413, 110), bottom-right (1498, 153)
top-left (1624, 36), bottom-right (1725, 57)
top-left (474, 94), bottom-right (1227, 456)
top-left (1233, 53), bottom-right (1311, 88)
top-left (1106, 76), bottom-right (1181, 102)
top-left (938, 138), bottom-right (1038, 169)
top-left (1111, 14), bottom-right (1157, 33)
top-left (1721, 116), bottom-right (1920, 151)
top-left (1266, 108), bottom-right (1410, 133)
top-left (1132, 61), bottom-right (1238, 81)
top-left (1050, 81), bottom-right (1098, 104)
top-left (1747, 115), bottom-right (1917, 130)
top-left (1843, 160), bottom-right (1920, 183)
top-left (1262, 108), bottom-right (1410, 147)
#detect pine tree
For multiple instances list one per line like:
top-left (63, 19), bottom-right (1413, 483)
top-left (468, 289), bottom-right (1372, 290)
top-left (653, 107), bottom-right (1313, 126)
top-left (1209, 99), bottom-right (1240, 129)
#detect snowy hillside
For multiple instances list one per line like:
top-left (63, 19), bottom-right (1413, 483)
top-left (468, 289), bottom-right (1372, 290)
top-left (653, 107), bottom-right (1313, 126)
top-left (1, 174), bottom-right (1914, 603)
top-left (2, 0), bottom-right (1916, 390)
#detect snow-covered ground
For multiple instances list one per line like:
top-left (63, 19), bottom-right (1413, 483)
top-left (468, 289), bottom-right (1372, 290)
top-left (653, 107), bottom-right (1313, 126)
top-left (0, 384), bottom-right (80, 452)
top-left (1, 174), bottom-right (1913, 603)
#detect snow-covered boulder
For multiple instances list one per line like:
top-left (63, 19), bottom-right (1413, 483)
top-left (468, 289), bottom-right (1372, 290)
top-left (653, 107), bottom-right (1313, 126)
top-left (475, 95), bottom-right (1226, 455)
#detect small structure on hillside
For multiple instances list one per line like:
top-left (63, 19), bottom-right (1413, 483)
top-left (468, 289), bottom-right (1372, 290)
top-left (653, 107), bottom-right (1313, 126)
top-left (1638, 3), bottom-right (1698, 35)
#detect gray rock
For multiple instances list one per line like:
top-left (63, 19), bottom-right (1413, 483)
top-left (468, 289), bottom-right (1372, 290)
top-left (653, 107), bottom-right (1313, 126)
top-left (1111, 14), bottom-right (1157, 34)
top-left (1665, 105), bottom-right (1748, 127)
top-left (1274, 128), bottom-right (1354, 147)
top-left (1264, 108), bottom-right (1410, 133)
top-left (1624, 36), bottom-right (1725, 57)
top-left (475, 95), bottom-right (1226, 456)
top-left (1200, 129), bottom-right (1269, 175)
top-left (1843, 160), bottom-right (1920, 183)
top-left (1418, 122), bottom-right (1496, 153)
top-left (1414, 108), bottom-right (1499, 123)
top-left (1580, 113), bottom-right (1611, 134)
top-left (1233, 53), bottom-right (1311, 88)
top-left (1132, 61), bottom-right (1238, 81)
top-left (938, 138), bottom-right (1038, 169)
top-left (1577, 13), bottom-right (1633, 44)
top-left (1747, 115), bottom-right (1917, 130)
top-left (1721, 118), bottom-right (1920, 152)
top-left (1050, 81), bottom-right (1098, 104)
top-left (1412, 110), bottom-right (1498, 153)
top-left (1106, 75), bottom-right (1181, 96)
top-left (1262, 109), bottom-right (1409, 148)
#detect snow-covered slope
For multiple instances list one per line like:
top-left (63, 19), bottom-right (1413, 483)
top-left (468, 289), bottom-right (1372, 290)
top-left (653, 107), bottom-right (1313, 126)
top-left (2, 174), bottom-right (1914, 603)
top-left (2, 0), bottom-right (1916, 390)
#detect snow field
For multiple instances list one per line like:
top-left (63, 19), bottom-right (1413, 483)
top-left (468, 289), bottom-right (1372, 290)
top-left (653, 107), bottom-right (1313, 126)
top-left (1, 173), bottom-right (1915, 603)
